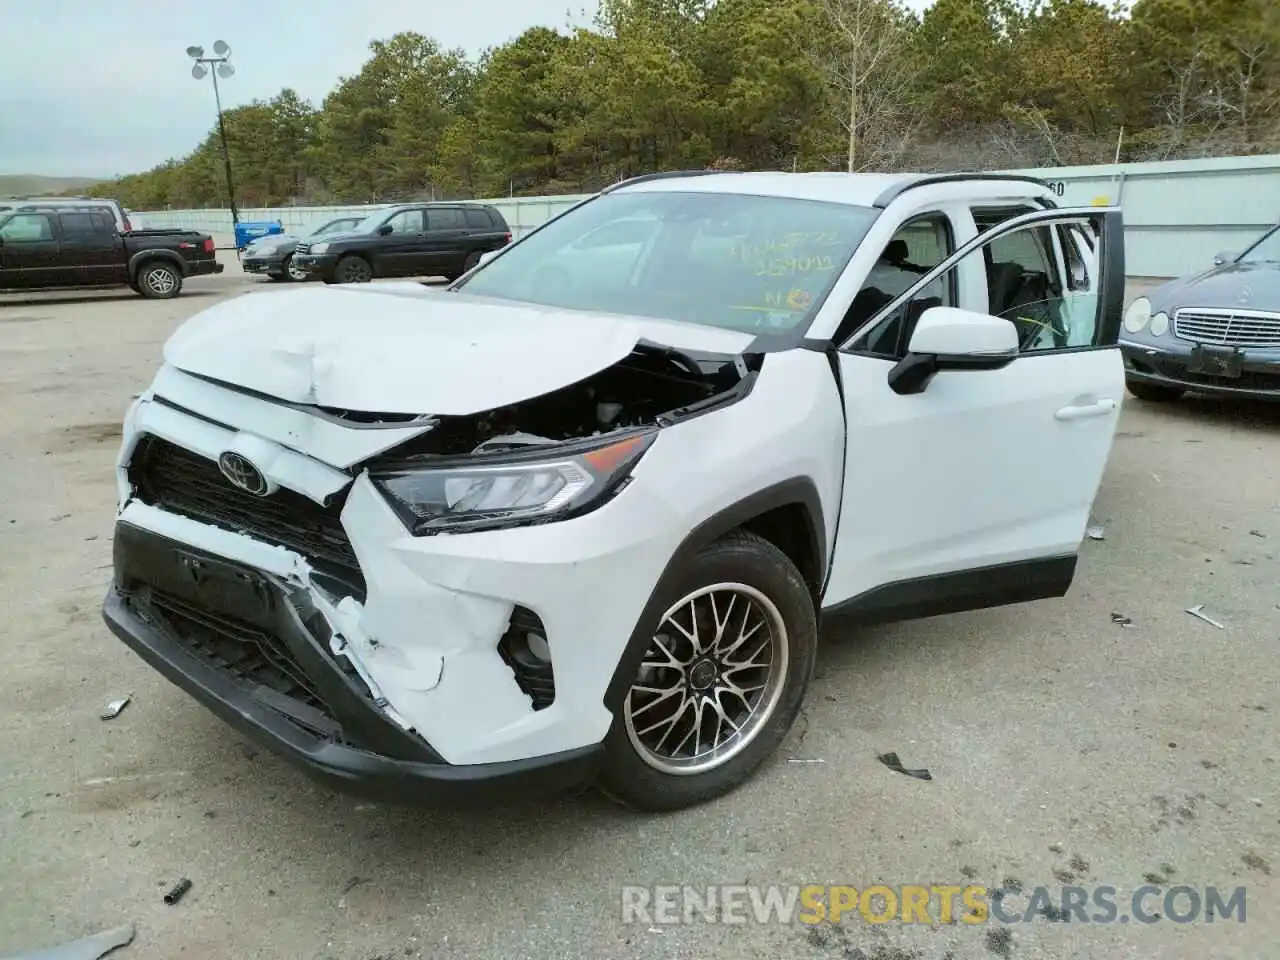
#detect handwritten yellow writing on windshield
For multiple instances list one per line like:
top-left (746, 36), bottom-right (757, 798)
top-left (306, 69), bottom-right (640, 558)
top-left (731, 231), bottom-right (845, 261)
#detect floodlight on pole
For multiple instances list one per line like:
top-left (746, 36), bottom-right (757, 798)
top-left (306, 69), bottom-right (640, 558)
top-left (187, 40), bottom-right (240, 226)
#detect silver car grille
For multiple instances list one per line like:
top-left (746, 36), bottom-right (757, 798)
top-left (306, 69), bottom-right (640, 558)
top-left (295, 242), bottom-right (310, 254)
top-left (1173, 308), bottom-right (1280, 349)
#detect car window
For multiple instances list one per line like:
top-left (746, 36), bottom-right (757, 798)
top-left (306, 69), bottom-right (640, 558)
top-left (851, 217), bottom-right (1103, 357)
top-left (0, 213), bottom-right (55, 242)
top-left (428, 208), bottom-right (466, 230)
top-left (383, 209), bottom-right (424, 234)
top-left (59, 211), bottom-right (113, 239)
top-left (1240, 226), bottom-right (1280, 264)
top-left (456, 191), bottom-right (879, 334)
top-left (315, 218), bottom-right (357, 236)
top-left (842, 214), bottom-right (955, 352)
top-left (464, 208), bottom-right (492, 229)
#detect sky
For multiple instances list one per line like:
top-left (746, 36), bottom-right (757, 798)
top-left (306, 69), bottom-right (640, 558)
top-left (0, 0), bottom-right (933, 178)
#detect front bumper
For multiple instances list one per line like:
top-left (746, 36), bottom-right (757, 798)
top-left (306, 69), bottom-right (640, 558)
top-left (241, 254), bottom-right (286, 276)
top-left (292, 252), bottom-right (338, 280)
top-left (1120, 339), bottom-right (1280, 400)
top-left (102, 522), bottom-right (603, 806)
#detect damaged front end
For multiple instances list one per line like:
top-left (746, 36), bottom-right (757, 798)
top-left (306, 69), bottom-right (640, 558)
top-left (104, 336), bottom-right (759, 802)
top-left (366, 342), bottom-right (757, 535)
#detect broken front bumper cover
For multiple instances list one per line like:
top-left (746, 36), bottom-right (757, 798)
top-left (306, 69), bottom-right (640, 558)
top-left (100, 523), bottom-right (602, 806)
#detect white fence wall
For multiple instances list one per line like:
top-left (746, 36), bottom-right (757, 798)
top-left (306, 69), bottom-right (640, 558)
top-left (133, 154), bottom-right (1280, 279)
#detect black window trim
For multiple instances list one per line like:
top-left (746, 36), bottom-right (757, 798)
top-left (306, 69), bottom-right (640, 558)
top-left (836, 206), bottom-right (1124, 357)
top-left (842, 210), bottom-right (958, 359)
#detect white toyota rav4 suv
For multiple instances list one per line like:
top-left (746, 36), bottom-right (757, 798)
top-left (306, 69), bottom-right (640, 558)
top-left (104, 171), bottom-right (1126, 811)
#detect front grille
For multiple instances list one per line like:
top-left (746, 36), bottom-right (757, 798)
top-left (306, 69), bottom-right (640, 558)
top-left (128, 435), bottom-right (363, 590)
top-left (144, 589), bottom-right (337, 727)
top-left (295, 242), bottom-right (310, 255)
top-left (1174, 309), bottom-right (1280, 349)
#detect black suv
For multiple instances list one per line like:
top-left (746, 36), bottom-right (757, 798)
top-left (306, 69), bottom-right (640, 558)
top-left (292, 203), bottom-right (512, 284)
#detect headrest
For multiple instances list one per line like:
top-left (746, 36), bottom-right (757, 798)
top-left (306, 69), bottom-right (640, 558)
top-left (883, 239), bottom-right (909, 263)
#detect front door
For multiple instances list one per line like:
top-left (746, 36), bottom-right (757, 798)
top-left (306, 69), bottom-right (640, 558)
top-left (376, 208), bottom-right (429, 277)
top-left (822, 207), bottom-right (1126, 620)
top-left (0, 213), bottom-right (64, 289)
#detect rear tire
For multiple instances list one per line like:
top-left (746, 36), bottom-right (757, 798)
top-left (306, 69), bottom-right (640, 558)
top-left (333, 255), bottom-right (372, 284)
top-left (136, 261), bottom-right (182, 299)
top-left (598, 530), bottom-right (818, 812)
top-left (1127, 379), bottom-right (1183, 403)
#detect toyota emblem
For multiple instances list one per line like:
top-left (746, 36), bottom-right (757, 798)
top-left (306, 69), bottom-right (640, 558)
top-left (217, 451), bottom-right (269, 496)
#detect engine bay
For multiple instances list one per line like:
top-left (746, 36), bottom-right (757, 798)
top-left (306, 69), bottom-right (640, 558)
top-left (375, 344), bottom-right (759, 462)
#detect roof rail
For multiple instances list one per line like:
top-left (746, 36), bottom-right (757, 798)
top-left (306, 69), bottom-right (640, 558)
top-left (600, 169), bottom-right (721, 194)
top-left (872, 173), bottom-right (1051, 209)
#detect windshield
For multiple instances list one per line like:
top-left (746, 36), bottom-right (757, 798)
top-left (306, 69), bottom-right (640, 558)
top-left (1239, 226), bottom-right (1280, 264)
top-left (455, 191), bottom-right (880, 333)
top-left (313, 217), bottom-right (362, 236)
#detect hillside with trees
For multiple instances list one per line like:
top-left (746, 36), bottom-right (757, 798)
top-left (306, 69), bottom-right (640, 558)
top-left (88, 0), bottom-right (1280, 209)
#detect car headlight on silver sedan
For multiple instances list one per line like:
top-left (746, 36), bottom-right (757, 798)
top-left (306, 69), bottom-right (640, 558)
top-left (1123, 297), bottom-right (1152, 333)
top-left (371, 431), bottom-right (656, 535)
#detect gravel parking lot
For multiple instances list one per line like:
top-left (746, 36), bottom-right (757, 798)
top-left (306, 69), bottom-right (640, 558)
top-left (1, 261), bottom-right (1276, 960)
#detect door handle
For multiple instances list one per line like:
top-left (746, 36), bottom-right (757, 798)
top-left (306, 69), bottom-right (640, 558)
top-left (1054, 399), bottom-right (1117, 421)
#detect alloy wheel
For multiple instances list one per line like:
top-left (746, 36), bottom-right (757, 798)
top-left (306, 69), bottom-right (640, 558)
top-left (145, 266), bottom-right (177, 296)
top-left (624, 583), bottom-right (789, 775)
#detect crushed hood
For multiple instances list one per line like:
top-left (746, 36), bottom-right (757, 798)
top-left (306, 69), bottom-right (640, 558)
top-left (162, 285), bottom-right (755, 415)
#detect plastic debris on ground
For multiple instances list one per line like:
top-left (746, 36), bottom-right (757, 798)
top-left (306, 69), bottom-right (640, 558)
top-left (163, 878), bottom-right (192, 906)
top-left (1111, 612), bottom-right (1133, 627)
top-left (1185, 604), bottom-right (1225, 629)
top-left (1086, 525), bottom-right (1106, 541)
top-left (0, 923), bottom-right (135, 960)
top-left (99, 697), bottom-right (131, 721)
top-left (877, 752), bottom-right (932, 781)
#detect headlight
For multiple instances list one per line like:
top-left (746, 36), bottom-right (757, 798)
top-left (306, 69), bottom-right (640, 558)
top-left (1149, 311), bottom-right (1170, 336)
top-left (1123, 297), bottom-right (1151, 333)
top-left (309, 242), bottom-right (329, 254)
top-left (371, 431), bottom-right (655, 535)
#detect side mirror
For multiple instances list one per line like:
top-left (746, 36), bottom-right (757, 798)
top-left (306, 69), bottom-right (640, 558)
top-left (377, 223), bottom-right (393, 236)
top-left (1213, 250), bottom-right (1237, 267)
top-left (888, 307), bottom-right (1018, 396)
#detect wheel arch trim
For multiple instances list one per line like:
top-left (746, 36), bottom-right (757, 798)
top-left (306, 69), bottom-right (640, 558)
top-left (602, 477), bottom-right (825, 714)
top-left (128, 249), bottom-right (185, 280)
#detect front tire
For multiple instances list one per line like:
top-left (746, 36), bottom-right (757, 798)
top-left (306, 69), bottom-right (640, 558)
top-left (599, 531), bottom-right (818, 812)
top-left (1127, 378), bottom-right (1184, 402)
top-left (284, 254), bottom-right (308, 282)
top-left (136, 261), bottom-right (182, 299)
top-left (332, 255), bottom-right (372, 284)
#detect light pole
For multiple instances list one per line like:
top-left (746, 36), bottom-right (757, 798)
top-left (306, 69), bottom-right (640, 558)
top-left (187, 41), bottom-right (240, 226)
